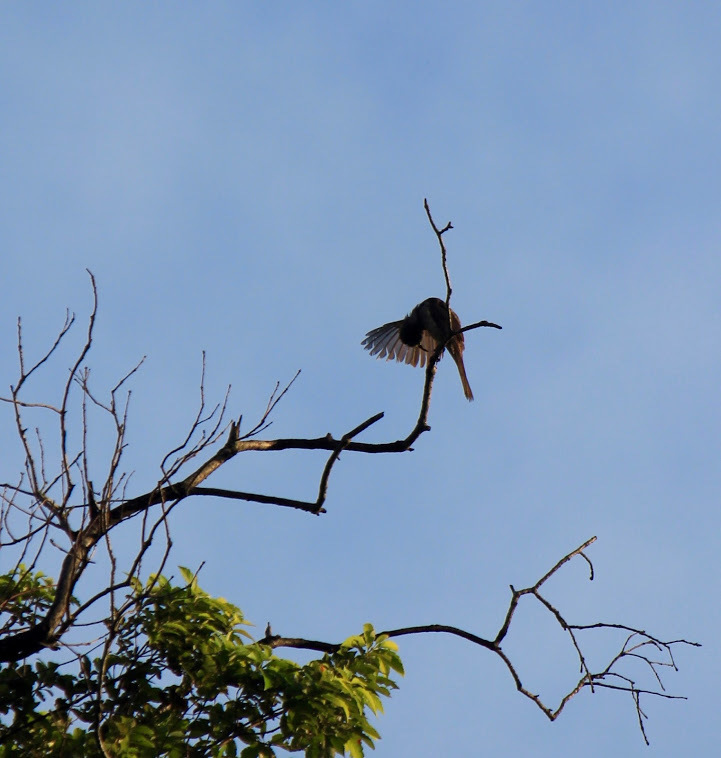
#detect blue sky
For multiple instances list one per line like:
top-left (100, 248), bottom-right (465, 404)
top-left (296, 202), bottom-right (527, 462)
top-left (1, 3), bottom-right (719, 755)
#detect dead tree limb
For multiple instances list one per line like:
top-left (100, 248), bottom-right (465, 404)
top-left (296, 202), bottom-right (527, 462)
top-left (259, 537), bottom-right (699, 743)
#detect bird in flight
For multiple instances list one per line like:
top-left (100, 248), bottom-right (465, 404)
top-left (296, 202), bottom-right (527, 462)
top-left (362, 297), bottom-right (474, 401)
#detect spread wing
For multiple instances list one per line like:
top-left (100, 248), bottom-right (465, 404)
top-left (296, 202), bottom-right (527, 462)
top-left (361, 321), bottom-right (438, 368)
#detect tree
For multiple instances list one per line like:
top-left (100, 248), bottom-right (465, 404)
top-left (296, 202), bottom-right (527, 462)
top-left (0, 206), bottom-right (697, 756)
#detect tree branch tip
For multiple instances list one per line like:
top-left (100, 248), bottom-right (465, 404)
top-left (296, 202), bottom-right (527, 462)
top-left (343, 412), bottom-right (385, 441)
top-left (226, 422), bottom-right (240, 445)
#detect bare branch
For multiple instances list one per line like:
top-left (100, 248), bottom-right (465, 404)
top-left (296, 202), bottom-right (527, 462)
top-left (424, 198), bottom-right (454, 304)
top-left (458, 319), bottom-right (503, 332)
top-left (259, 538), bottom-right (698, 742)
top-left (13, 310), bottom-right (75, 394)
top-left (59, 270), bottom-right (98, 507)
top-left (240, 369), bottom-right (302, 440)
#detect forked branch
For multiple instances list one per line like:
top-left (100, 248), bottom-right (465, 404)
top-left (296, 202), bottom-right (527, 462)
top-left (259, 537), bottom-right (699, 743)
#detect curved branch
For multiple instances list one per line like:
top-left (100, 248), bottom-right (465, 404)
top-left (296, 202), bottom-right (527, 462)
top-left (258, 538), bottom-right (699, 743)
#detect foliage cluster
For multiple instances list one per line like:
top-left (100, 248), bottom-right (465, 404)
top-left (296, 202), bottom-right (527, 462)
top-left (0, 566), bottom-right (402, 757)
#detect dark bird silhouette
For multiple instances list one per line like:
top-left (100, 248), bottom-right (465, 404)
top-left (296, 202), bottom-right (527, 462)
top-left (362, 297), bottom-right (474, 401)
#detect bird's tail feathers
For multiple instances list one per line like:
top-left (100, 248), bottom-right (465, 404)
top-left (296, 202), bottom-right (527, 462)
top-left (448, 343), bottom-right (474, 401)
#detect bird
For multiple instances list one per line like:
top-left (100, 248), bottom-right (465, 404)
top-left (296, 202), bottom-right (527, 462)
top-left (361, 297), bottom-right (474, 401)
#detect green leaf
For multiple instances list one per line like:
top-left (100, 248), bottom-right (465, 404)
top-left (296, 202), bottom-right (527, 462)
top-left (345, 736), bottom-right (364, 758)
top-left (178, 566), bottom-right (196, 585)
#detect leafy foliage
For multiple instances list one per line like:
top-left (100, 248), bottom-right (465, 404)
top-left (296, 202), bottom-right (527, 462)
top-left (0, 566), bottom-right (402, 757)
